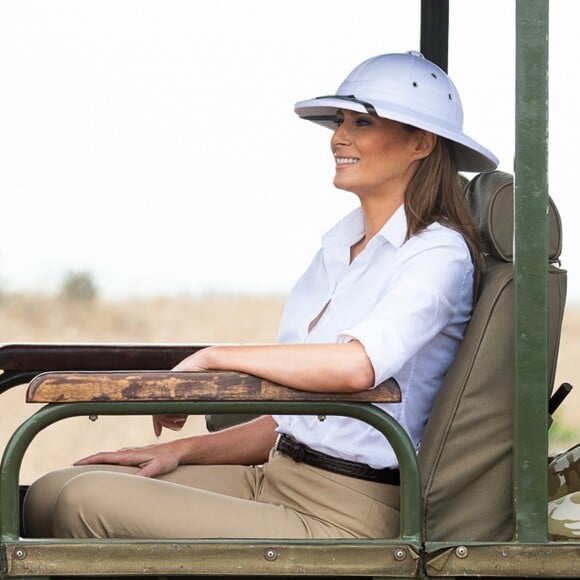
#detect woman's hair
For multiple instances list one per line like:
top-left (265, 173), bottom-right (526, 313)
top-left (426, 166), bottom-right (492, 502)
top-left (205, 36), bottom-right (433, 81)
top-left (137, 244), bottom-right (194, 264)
top-left (403, 129), bottom-right (483, 299)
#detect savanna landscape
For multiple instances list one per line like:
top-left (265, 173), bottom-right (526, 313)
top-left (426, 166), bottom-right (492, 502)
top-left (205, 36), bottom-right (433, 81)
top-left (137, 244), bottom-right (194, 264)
top-left (0, 291), bottom-right (578, 485)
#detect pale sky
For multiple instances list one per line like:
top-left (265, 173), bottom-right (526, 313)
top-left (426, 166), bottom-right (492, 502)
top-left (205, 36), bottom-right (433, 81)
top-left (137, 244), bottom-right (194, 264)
top-left (0, 0), bottom-right (578, 302)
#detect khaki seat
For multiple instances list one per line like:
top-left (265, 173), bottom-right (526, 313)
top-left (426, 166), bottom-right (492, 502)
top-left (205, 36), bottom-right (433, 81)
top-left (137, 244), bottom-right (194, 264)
top-left (418, 170), bottom-right (566, 541)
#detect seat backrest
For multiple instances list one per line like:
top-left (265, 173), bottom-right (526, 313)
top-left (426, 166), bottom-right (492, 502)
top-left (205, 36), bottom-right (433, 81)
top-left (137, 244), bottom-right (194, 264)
top-left (418, 170), bottom-right (567, 541)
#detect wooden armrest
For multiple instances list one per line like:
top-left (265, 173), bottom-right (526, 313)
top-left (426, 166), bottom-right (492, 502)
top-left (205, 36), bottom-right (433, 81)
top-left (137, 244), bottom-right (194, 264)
top-left (0, 343), bottom-right (206, 372)
top-left (26, 371), bottom-right (401, 404)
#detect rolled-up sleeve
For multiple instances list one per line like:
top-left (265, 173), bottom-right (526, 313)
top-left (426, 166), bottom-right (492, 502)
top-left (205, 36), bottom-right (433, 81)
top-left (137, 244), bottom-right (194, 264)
top-left (338, 236), bottom-right (473, 386)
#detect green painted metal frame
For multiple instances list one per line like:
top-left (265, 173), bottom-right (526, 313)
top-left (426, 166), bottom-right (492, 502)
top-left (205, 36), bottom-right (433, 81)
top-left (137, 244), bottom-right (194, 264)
top-left (3, 540), bottom-right (421, 578)
top-left (513, 0), bottom-right (550, 543)
top-left (0, 400), bottom-right (422, 545)
top-left (417, 0), bottom-right (555, 553)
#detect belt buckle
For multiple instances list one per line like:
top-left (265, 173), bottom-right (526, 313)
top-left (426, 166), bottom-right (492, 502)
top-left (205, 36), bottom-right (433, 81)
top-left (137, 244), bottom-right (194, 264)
top-left (280, 435), bottom-right (307, 463)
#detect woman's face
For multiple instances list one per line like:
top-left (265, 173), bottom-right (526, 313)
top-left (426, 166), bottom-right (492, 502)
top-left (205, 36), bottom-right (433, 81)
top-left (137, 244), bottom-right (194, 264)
top-left (330, 109), bottom-right (433, 200)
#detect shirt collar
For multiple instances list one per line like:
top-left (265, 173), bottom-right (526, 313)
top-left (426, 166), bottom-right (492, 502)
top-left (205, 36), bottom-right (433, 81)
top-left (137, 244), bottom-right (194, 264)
top-left (322, 204), bottom-right (408, 251)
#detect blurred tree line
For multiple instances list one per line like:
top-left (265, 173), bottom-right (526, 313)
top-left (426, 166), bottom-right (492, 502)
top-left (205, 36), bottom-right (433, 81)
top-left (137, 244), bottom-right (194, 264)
top-left (60, 271), bottom-right (98, 303)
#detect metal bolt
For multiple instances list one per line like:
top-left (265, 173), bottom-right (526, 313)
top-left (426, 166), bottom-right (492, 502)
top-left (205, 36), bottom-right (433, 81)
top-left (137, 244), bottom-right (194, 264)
top-left (393, 548), bottom-right (407, 561)
top-left (14, 548), bottom-right (27, 560)
top-left (264, 548), bottom-right (278, 561)
top-left (89, 415), bottom-right (98, 422)
top-left (455, 546), bottom-right (469, 559)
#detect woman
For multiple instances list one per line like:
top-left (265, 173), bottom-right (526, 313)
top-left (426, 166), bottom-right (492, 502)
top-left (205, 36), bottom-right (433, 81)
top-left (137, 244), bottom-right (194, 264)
top-left (24, 51), bottom-right (497, 540)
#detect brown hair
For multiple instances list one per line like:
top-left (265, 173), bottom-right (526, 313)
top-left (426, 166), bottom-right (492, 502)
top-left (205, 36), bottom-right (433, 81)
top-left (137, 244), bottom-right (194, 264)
top-left (403, 133), bottom-right (483, 299)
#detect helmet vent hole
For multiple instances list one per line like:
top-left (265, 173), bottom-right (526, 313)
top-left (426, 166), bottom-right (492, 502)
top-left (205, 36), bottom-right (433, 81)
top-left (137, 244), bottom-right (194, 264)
top-left (412, 81), bottom-right (418, 88)
top-left (448, 93), bottom-right (452, 100)
top-left (431, 72), bottom-right (437, 79)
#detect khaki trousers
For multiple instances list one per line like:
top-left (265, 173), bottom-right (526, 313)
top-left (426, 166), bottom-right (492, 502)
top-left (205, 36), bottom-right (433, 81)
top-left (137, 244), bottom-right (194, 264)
top-left (24, 450), bottom-right (400, 539)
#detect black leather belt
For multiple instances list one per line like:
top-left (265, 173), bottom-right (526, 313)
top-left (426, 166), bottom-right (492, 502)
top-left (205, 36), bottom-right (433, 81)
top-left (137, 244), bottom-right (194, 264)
top-left (276, 434), bottom-right (400, 486)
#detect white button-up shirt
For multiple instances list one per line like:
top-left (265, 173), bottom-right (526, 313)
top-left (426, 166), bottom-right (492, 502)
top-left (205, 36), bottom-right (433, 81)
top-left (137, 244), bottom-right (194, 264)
top-left (273, 205), bottom-right (474, 469)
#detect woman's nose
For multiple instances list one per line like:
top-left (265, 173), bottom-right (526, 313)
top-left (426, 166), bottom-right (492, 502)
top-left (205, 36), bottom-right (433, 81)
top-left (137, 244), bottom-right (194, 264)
top-left (331, 123), bottom-right (350, 148)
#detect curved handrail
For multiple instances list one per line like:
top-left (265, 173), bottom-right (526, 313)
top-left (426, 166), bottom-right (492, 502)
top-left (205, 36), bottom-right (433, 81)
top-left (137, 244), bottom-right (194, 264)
top-left (0, 400), bottom-right (421, 544)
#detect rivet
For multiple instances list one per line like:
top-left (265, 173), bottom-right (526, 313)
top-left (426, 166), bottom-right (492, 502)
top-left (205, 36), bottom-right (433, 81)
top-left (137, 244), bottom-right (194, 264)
top-left (14, 548), bottom-right (27, 560)
top-left (455, 546), bottom-right (469, 559)
top-left (264, 548), bottom-right (278, 561)
top-left (89, 415), bottom-right (98, 422)
top-left (393, 548), bottom-right (407, 561)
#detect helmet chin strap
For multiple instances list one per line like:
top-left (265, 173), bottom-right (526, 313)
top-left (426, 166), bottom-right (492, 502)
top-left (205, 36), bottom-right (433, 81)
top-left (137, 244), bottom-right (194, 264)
top-left (314, 95), bottom-right (378, 116)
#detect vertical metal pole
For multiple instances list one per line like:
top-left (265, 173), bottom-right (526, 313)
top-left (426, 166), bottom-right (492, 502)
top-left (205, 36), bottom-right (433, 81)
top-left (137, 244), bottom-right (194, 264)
top-left (420, 0), bottom-right (449, 72)
top-left (514, 0), bottom-right (549, 543)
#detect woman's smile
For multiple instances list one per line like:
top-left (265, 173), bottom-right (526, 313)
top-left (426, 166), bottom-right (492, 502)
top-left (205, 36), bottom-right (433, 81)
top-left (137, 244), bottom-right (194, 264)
top-left (334, 156), bottom-right (360, 167)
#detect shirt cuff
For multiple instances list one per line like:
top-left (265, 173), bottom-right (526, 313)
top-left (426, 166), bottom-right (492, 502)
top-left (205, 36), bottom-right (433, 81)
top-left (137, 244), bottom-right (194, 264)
top-left (338, 323), bottom-right (406, 387)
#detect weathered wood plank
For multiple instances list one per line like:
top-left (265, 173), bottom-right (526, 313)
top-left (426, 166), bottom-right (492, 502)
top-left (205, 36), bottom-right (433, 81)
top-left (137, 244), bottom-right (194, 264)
top-left (26, 371), bottom-right (401, 403)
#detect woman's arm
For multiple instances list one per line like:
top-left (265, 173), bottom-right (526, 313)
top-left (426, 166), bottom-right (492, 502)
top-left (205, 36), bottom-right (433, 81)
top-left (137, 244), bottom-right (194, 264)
top-left (94, 340), bottom-right (374, 465)
top-left (75, 415), bottom-right (278, 477)
top-left (174, 340), bottom-right (375, 393)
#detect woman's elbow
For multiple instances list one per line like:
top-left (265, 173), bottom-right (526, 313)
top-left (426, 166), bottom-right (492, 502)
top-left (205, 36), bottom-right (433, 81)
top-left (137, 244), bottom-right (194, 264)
top-left (348, 367), bottom-right (375, 391)
top-left (343, 344), bottom-right (375, 392)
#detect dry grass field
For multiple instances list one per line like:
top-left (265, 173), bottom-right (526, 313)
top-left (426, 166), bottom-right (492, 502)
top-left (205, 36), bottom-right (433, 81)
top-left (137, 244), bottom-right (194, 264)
top-left (0, 293), bottom-right (578, 484)
top-left (0, 293), bottom-right (286, 484)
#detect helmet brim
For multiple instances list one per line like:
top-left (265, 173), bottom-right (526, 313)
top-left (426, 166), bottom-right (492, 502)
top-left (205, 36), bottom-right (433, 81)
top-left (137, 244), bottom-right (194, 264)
top-left (295, 96), bottom-right (498, 173)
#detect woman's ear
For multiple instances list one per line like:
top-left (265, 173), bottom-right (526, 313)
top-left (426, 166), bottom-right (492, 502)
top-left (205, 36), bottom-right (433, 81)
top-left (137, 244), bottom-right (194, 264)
top-left (413, 131), bottom-right (437, 160)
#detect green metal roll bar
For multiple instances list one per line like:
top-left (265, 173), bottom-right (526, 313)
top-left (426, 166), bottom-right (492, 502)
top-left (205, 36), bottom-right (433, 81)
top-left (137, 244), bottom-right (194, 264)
top-left (423, 0), bottom-right (551, 545)
top-left (513, 0), bottom-right (550, 544)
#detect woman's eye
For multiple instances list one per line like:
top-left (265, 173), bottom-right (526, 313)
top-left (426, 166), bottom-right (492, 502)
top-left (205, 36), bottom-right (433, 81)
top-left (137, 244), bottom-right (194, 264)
top-left (333, 115), bottom-right (370, 127)
top-left (355, 117), bottom-right (371, 127)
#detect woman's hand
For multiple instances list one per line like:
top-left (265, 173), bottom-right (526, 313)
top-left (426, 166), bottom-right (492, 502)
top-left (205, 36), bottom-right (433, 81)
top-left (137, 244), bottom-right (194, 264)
top-left (75, 416), bottom-right (277, 475)
top-left (152, 414), bottom-right (188, 437)
top-left (172, 349), bottom-right (212, 372)
top-left (74, 440), bottom-right (184, 478)
top-left (151, 349), bottom-right (212, 436)
top-left (176, 343), bottom-right (375, 393)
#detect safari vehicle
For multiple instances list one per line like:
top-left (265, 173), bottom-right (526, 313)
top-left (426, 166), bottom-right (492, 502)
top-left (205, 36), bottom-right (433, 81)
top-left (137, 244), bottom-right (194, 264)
top-left (0, 0), bottom-right (577, 578)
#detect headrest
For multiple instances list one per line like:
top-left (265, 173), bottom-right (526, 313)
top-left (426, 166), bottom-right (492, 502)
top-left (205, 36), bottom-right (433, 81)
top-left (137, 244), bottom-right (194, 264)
top-left (465, 170), bottom-right (562, 263)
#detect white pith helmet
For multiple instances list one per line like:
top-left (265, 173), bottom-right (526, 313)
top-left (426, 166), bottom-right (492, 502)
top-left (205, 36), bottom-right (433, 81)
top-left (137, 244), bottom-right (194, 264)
top-left (294, 51), bottom-right (498, 172)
